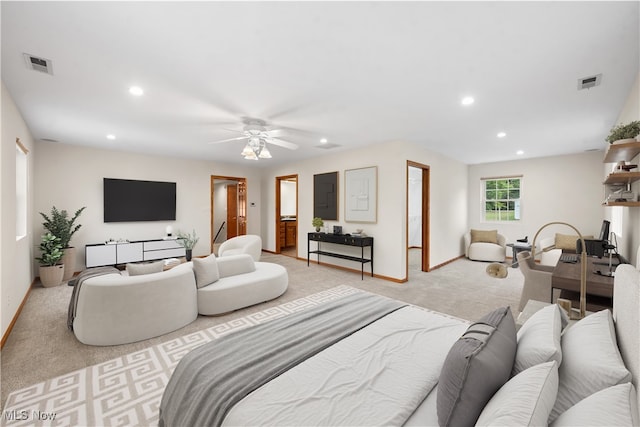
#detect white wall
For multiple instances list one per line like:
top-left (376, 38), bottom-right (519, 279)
top-left (467, 151), bottom-right (605, 249)
top-left (33, 141), bottom-right (263, 272)
top-left (262, 140), bottom-right (468, 280)
top-left (1, 82), bottom-right (35, 339)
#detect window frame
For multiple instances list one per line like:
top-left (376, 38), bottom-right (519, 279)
top-left (481, 175), bottom-right (522, 223)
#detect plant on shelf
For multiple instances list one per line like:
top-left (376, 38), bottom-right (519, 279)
top-left (312, 217), bottom-right (324, 232)
top-left (605, 121), bottom-right (640, 144)
top-left (39, 206), bottom-right (86, 281)
top-left (35, 232), bottom-right (65, 287)
top-left (176, 229), bottom-right (199, 261)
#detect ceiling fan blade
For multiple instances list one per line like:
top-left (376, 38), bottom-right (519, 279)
top-left (267, 138), bottom-right (299, 150)
top-left (208, 135), bottom-right (248, 145)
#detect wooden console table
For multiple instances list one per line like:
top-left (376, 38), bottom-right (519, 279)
top-left (307, 232), bottom-right (374, 279)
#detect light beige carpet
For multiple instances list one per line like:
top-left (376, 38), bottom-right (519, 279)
top-left (1, 253), bottom-right (522, 413)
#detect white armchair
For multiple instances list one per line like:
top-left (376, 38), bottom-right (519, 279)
top-left (218, 235), bottom-right (262, 262)
top-left (464, 230), bottom-right (506, 262)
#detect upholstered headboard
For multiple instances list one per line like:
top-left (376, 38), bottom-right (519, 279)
top-left (613, 264), bottom-right (640, 410)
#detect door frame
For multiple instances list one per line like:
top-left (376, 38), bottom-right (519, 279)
top-left (210, 175), bottom-right (247, 253)
top-left (406, 161), bottom-right (430, 275)
top-left (275, 174), bottom-right (299, 255)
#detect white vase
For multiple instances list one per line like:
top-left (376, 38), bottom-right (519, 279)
top-left (61, 246), bottom-right (76, 281)
top-left (39, 264), bottom-right (64, 287)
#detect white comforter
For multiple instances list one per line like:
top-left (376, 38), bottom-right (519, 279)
top-left (223, 306), bottom-right (468, 426)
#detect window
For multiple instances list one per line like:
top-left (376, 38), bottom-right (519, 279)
top-left (482, 176), bottom-right (521, 222)
top-left (16, 138), bottom-right (28, 239)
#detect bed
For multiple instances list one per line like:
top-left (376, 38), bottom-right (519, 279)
top-left (159, 264), bottom-right (639, 426)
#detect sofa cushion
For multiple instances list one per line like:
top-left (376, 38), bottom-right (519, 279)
top-left (193, 253), bottom-right (220, 288)
top-left (126, 260), bottom-right (164, 276)
top-left (550, 309), bottom-right (632, 421)
top-left (217, 254), bottom-right (256, 278)
top-left (437, 306), bottom-right (517, 427)
top-left (471, 229), bottom-right (498, 244)
top-left (513, 304), bottom-right (567, 376)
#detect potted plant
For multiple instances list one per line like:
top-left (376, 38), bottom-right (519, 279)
top-left (39, 206), bottom-right (86, 281)
top-left (36, 232), bottom-right (65, 287)
top-left (605, 121), bottom-right (640, 144)
top-left (177, 229), bottom-right (199, 261)
top-left (312, 217), bottom-right (324, 232)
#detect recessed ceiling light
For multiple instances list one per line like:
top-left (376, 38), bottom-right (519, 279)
top-left (129, 86), bottom-right (144, 96)
top-left (497, 132), bottom-right (507, 138)
top-left (461, 96), bottom-right (475, 106)
top-left (516, 150), bottom-right (524, 155)
top-left (320, 138), bottom-right (328, 144)
top-left (106, 134), bottom-right (116, 140)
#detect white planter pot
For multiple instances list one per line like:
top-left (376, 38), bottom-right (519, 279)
top-left (39, 264), bottom-right (64, 288)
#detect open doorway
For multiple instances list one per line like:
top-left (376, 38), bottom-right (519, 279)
top-left (211, 175), bottom-right (247, 254)
top-left (407, 161), bottom-right (430, 275)
top-left (275, 174), bottom-right (298, 258)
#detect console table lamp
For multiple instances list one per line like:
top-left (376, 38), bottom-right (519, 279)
top-left (487, 221), bottom-right (588, 319)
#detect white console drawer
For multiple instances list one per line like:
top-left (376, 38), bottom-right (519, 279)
top-left (86, 245), bottom-right (116, 268)
top-left (143, 247), bottom-right (185, 261)
top-left (144, 240), bottom-right (182, 251)
top-left (116, 242), bottom-right (144, 263)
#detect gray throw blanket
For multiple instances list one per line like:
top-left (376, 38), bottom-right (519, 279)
top-left (67, 266), bottom-right (120, 330)
top-left (158, 292), bottom-right (406, 427)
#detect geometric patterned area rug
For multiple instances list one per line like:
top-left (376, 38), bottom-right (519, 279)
top-left (2, 285), bottom-right (358, 427)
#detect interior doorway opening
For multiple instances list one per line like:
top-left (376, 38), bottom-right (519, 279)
top-left (275, 175), bottom-right (298, 258)
top-left (407, 161), bottom-right (430, 276)
top-left (211, 175), bottom-right (247, 254)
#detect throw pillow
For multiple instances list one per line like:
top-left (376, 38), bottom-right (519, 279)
top-left (126, 260), bottom-right (164, 276)
top-left (549, 309), bottom-right (632, 422)
top-left (437, 306), bottom-right (517, 427)
top-left (470, 229), bottom-right (498, 244)
top-left (193, 253), bottom-right (220, 289)
top-left (513, 304), bottom-right (567, 376)
top-left (550, 383), bottom-right (639, 427)
top-left (476, 361), bottom-right (559, 427)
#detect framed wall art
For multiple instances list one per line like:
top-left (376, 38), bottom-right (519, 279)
top-left (345, 166), bottom-right (377, 223)
top-left (313, 171), bottom-right (338, 220)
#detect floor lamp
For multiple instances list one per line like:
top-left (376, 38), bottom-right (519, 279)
top-left (487, 221), bottom-right (588, 319)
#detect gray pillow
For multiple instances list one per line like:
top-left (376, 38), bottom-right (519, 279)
top-left (126, 260), bottom-right (164, 276)
top-left (437, 306), bottom-right (517, 427)
top-left (193, 253), bottom-right (219, 288)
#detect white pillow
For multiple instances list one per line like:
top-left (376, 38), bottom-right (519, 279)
top-left (476, 361), bottom-right (559, 427)
top-left (513, 304), bottom-right (567, 376)
top-left (550, 383), bottom-right (639, 426)
top-left (126, 260), bottom-right (164, 276)
top-left (193, 253), bottom-right (219, 288)
top-left (550, 309), bottom-right (632, 421)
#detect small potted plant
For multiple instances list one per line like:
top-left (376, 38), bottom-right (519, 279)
top-left (40, 206), bottom-right (86, 281)
top-left (177, 229), bottom-right (199, 261)
top-left (312, 217), bottom-right (324, 232)
top-left (605, 121), bottom-right (640, 144)
top-left (36, 232), bottom-right (65, 287)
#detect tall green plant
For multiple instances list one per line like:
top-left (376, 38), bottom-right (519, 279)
top-left (35, 233), bottom-right (64, 266)
top-left (39, 206), bottom-right (86, 248)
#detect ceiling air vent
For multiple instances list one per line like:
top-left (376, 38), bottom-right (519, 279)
top-left (314, 143), bottom-right (340, 149)
top-left (23, 53), bottom-right (53, 75)
top-left (577, 73), bottom-right (601, 90)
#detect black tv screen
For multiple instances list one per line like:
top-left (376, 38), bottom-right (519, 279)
top-left (104, 178), bottom-right (176, 222)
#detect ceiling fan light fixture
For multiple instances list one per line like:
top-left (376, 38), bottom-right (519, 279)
top-left (259, 144), bottom-right (272, 159)
top-left (243, 150), bottom-right (258, 160)
top-left (241, 143), bottom-right (254, 156)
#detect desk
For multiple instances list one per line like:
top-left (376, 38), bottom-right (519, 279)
top-left (307, 232), bottom-right (373, 279)
top-left (552, 257), bottom-right (614, 311)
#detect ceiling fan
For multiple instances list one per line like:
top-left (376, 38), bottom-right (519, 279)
top-left (208, 118), bottom-right (299, 160)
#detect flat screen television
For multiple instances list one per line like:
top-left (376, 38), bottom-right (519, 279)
top-left (104, 178), bottom-right (176, 222)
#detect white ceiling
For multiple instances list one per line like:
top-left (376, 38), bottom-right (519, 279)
top-left (2, 2), bottom-right (638, 167)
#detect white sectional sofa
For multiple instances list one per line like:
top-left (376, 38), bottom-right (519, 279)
top-left (72, 254), bottom-right (288, 345)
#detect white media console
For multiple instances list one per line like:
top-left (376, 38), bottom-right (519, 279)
top-left (85, 239), bottom-right (186, 268)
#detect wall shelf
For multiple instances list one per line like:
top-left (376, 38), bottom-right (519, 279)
top-left (603, 140), bottom-right (640, 163)
top-left (602, 141), bottom-right (640, 207)
top-left (603, 171), bottom-right (640, 185)
top-left (603, 201), bottom-right (640, 207)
